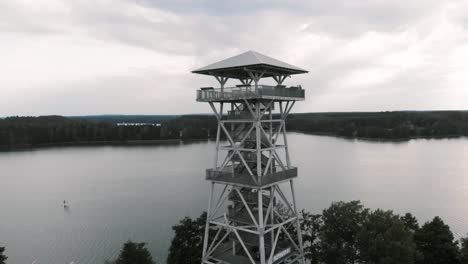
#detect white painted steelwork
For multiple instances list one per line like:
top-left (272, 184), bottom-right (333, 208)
top-left (194, 51), bottom-right (307, 264)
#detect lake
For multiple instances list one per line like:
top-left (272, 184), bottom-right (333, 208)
top-left (0, 133), bottom-right (467, 264)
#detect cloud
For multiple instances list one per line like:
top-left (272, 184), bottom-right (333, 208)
top-left (0, 0), bottom-right (467, 116)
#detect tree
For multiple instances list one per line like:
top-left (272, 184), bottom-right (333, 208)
top-left (299, 210), bottom-right (322, 264)
top-left (319, 201), bottom-right (368, 264)
top-left (109, 240), bottom-right (154, 264)
top-left (0, 247), bottom-right (7, 264)
top-left (400, 213), bottom-right (419, 232)
top-left (357, 209), bottom-right (416, 264)
top-left (414, 216), bottom-right (460, 264)
top-left (461, 234), bottom-right (468, 264)
top-left (167, 212), bottom-right (206, 264)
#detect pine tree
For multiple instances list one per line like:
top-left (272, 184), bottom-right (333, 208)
top-left (461, 234), bottom-right (468, 264)
top-left (114, 241), bottom-right (154, 264)
top-left (357, 209), bottom-right (416, 264)
top-left (400, 212), bottom-right (419, 232)
top-left (0, 247), bottom-right (7, 264)
top-left (167, 212), bottom-right (206, 264)
top-left (319, 201), bottom-right (368, 264)
top-left (414, 216), bottom-right (460, 264)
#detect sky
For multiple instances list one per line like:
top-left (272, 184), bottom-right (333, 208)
top-left (1, 0), bottom-right (468, 116)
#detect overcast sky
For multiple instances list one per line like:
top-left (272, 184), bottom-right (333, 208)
top-left (1, 0), bottom-right (468, 116)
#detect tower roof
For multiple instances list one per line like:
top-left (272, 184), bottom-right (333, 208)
top-left (192, 50), bottom-right (308, 79)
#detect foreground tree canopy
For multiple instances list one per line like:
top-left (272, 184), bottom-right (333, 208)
top-left (106, 241), bottom-right (155, 264)
top-left (461, 236), bottom-right (468, 264)
top-left (414, 216), bottom-right (460, 264)
top-left (169, 201), bottom-right (468, 264)
top-left (357, 209), bottom-right (416, 264)
top-left (167, 212), bottom-right (206, 264)
top-left (0, 247), bottom-right (7, 264)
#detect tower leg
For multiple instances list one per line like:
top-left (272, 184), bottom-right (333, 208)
top-left (202, 182), bottom-right (214, 263)
top-left (258, 189), bottom-right (266, 264)
top-left (290, 180), bottom-right (306, 263)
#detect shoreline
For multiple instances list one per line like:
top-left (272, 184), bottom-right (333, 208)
top-left (288, 130), bottom-right (467, 142)
top-left (1, 133), bottom-right (467, 151)
top-left (0, 139), bottom-right (184, 151)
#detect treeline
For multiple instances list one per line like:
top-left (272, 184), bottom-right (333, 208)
top-left (287, 111), bottom-right (468, 140)
top-left (0, 247), bottom-right (5, 264)
top-left (167, 201), bottom-right (468, 264)
top-left (1, 111), bottom-right (468, 148)
top-left (0, 115), bottom-right (217, 148)
top-left (70, 115), bottom-right (179, 124)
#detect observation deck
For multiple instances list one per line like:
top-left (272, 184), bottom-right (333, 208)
top-left (209, 242), bottom-right (298, 264)
top-left (206, 165), bottom-right (298, 188)
top-left (196, 85), bottom-right (305, 102)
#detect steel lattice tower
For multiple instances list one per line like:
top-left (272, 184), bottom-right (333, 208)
top-left (193, 51), bottom-right (308, 264)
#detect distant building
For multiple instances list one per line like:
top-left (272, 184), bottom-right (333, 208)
top-left (116, 123), bottom-right (160, 127)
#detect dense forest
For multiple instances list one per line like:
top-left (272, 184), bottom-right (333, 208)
top-left (288, 111), bottom-right (468, 140)
top-left (1, 111), bottom-right (467, 148)
top-left (0, 115), bottom-right (216, 148)
top-left (70, 115), bottom-right (179, 124)
top-left (166, 201), bottom-right (468, 264)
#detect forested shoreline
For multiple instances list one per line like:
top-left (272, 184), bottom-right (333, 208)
top-left (288, 111), bottom-right (468, 140)
top-left (1, 111), bottom-right (467, 149)
top-left (0, 115), bottom-right (216, 149)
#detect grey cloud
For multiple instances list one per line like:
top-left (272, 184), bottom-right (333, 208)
top-left (0, 1), bottom-right (65, 34)
top-left (135, 0), bottom-right (449, 37)
top-left (1, 0), bottom-right (468, 115)
top-left (61, 1), bottom-right (240, 56)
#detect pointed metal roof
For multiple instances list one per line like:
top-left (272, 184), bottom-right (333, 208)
top-left (192, 50), bottom-right (307, 79)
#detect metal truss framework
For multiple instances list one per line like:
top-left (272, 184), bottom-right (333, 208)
top-left (201, 97), bottom-right (305, 264)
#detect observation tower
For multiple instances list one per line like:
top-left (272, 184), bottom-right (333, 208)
top-left (193, 51), bottom-right (307, 264)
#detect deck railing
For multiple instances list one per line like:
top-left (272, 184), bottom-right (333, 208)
top-left (206, 165), bottom-right (298, 187)
top-left (197, 85), bottom-right (305, 101)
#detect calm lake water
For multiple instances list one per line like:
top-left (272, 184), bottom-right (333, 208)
top-left (1, 133), bottom-right (468, 264)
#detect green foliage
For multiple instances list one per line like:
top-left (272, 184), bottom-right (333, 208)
top-left (2, 111), bottom-right (468, 147)
top-left (168, 203), bottom-right (466, 264)
top-left (0, 246), bottom-right (7, 264)
top-left (73, 115), bottom-right (178, 124)
top-left (400, 213), bottom-right (420, 232)
top-left (299, 210), bottom-right (322, 264)
top-left (108, 241), bottom-right (155, 264)
top-left (414, 216), bottom-right (460, 264)
top-left (287, 111), bottom-right (468, 139)
top-left (0, 115), bottom-right (217, 148)
top-left (357, 209), bottom-right (416, 264)
top-left (167, 212), bottom-right (207, 264)
top-left (165, 115), bottom-right (217, 140)
top-left (461, 234), bottom-right (468, 264)
top-left (319, 201), bottom-right (368, 264)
